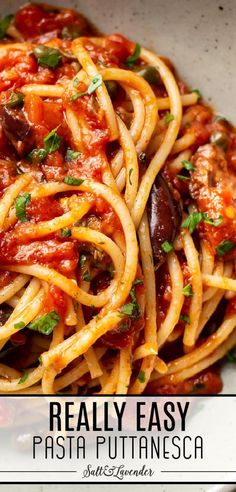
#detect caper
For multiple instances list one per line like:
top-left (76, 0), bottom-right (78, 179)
top-left (61, 25), bottom-right (83, 40)
top-left (210, 131), bottom-right (228, 151)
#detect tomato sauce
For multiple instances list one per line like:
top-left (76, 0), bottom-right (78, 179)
top-left (145, 368), bottom-right (223, 395)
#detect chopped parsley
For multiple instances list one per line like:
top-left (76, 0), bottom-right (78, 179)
top-left (70, 74), bottom-right (103, 100)
top-left (14, 193), bottom-right (31, 222)
top-left (27, 148), bottom-right (48, 163)
top-left (28, 126), bottom-right (61, 163)
top-left (227, 349), bottom-right (236, 364)
top-left (120, 279), bottom-right (143, 319)
top-left (161, 241), bottom-right (173, 253)
top-left (191, 88), bottom-right (202, 100)
top-left (177, 174), bottom-right (190, 181)
top-left (87, 74), bottom-right (103, 94)
top-left (180, 314), bottom-right (190, 324)
top-left (132, 279), bottom-right (143, 287)
top-left (182, 283), bottom-right (193, 297)
top-left (181, 212), bottom-right (202, 234)
top-left (181, 212), bottom-right (223, 234)
top-left (14, 321), bottom-right (26, 330)
top-left (0, 15), bottom-right (13, 40)
top-left (33, 45), bottom-right (62, 68)
top-left (182, 159), bottom-right (196, 171)
top-left (64, 176), bottom-right (84, 186)
top-left (60, 228), bottom-right (71, 238)
top-left (164, 112), bottom-right (174, 125)
top-left (120, 303), bottom-right (134, 317)
top-left (3, 91), bottom-right (24, 108)
top-left (138, 370), bottom-right (146, 383)
top-left (216, 240), bottom-right (235, 257)
top-left (28, 311), bottom-right (60, 335)
top-left (44, 126), bottom-right (62, 153)
top-left (65, 149), bottom-right (82, 161)
top-left (125, 43), bottom-right (141, 66)
top-left (18, 371), bottom-right (29, 385)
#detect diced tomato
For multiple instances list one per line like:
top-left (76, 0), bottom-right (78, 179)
top-left (43, 285), bottom-right (67, 321)
top-left (26, 197), bottom-right (63, 223)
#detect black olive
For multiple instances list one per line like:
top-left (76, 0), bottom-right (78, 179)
top-left (147, 175), bottom-right (182, 269)
top-left (0, 106), bottom-right (32, 156)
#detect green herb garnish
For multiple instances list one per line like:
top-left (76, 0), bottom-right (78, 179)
top-left (14, 321), bottom-right (26, 330)
top-left (138, 370), bottom-right (145, 383)
top-left (177, 174), bottom-right (190, 181)
top-left (3, 91), bottom-right (24, 108)
top-left (64, 176), bottom-right (84, 186)
top-left (18, 371), bottom-right (29, 385)
top-left (14, 193), bottom-right (31, 222)
top-left (180, 314), bottom-right (190, 324)
top-left (70, 74), bottom-right (103, 100)
top-left (161, 241), bottom-right (173, 253)
top-left (164, 112), bottom-right (174, 125)
top-left (182, 160), bottom-right (196, 171)
top-left (27, 148), bottom-right (48, 163)
top-left (0, 15), bottom-right (13, 40)
top-left (182, 284), bottom-right (193, 297)
top-left (120, 303), bottom-right (134, 317)
top-left (44, 126), bottom-right (61, 153)
top-left (60, 228), bottom-right (71, 238)
top-left (181, 212), bottom-right (223, 234)
top-left (65, 149), bottom-right (82, 160)
top-left (33, 45), bottom-right (62, 68)
top-left (28, 311), bottom-right (60, 335)
top-left (227, 349), bottom-right (236, 364)
top-left (216, 240), bottom-right (235, 257)
top-left (125, 43), bottom-right (141, 66)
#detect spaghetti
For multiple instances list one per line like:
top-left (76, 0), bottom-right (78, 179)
top-left (0, 3), bottom-right (235, 395)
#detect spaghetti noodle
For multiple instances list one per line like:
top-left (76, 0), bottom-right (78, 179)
top-left (0, 3), bottom-right (235, 395)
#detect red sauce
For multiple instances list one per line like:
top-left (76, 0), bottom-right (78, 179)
top-left (145, 368), bottom-right (223, 395)
top-left (42, 284), bottom-right (67, 321)
top-left (14, 4), bottom-right (88, 41)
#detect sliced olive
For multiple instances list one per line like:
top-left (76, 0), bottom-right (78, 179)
top-left (210, 131), bottom-right (228, 151)
top-left (105, 81), bottom-right (118, 99)
top-left (133, 65), bottom-right (160, 85)
top-left (147, 175), bottom-right (182, 269)
top-left (0, 106), bottom-right (32, 156)
top-left (61, 25), bottom-right (83, 40)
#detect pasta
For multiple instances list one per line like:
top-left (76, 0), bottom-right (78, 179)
top-left (0, 3), bottom-right (235, 395)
